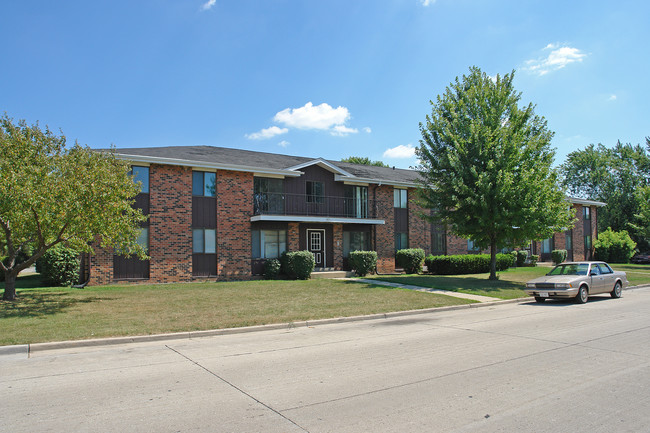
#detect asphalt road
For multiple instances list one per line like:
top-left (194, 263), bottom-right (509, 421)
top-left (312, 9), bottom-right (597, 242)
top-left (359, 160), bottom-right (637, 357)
top-left (3, 288), bottom-right (650, 432)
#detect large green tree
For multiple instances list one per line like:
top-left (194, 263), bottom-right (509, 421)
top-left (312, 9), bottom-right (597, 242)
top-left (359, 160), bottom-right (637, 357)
top-left (417, 67), bottom-right (573, 279)
top-left (0, 115), bottom-right (147, 301)
top-left (560, 139), bottom-right (650, 249)
top-left (341, 156), bottom-right (389, 167)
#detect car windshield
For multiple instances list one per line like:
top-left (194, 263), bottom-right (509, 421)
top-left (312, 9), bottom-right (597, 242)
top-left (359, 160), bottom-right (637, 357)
top-left (547, 263), bottom-right (590, 276)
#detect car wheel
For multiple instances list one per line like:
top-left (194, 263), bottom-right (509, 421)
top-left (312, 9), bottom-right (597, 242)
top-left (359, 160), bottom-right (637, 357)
top-left (535, 297), bottom-right (546, 303)
top-left (575, 286), bottom-right (588, 304)
top-left (611, 281), bottom-right (622, 298)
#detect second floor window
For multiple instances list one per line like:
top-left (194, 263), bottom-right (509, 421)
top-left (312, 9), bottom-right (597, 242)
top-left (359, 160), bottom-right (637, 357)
top-left (193, 171), bottom-right (216, 197)
top-left (394, 189), bottom-right (407, 208)
top-left (131, 166), bottom-right (149, 194)
top-left (306, 181), bottom-right (324, 203)
top-left (583, 206), bottom-right (591, 220)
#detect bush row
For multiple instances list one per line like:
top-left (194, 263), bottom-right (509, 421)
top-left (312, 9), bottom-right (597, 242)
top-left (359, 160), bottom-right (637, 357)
top-left (424, 253), bottom-right (515, 275)
top-left (263, 251), bottom-right (316, 280)
top-left (36, 245), bottom-right (80, 286)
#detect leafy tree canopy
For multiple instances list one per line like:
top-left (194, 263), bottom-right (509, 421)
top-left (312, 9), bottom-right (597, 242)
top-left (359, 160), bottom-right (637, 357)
top-left (417, 66), bottom-right (573, 279)
top-left (340, 156), bottom-right (389, 167)
top-left (0, 114), bottom-right (147, 301)
top-left (560, 139), bottom-right (650, 249)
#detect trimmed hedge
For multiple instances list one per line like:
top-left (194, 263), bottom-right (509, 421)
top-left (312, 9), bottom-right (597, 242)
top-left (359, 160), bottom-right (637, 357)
top-left (280, 250), bottom-right (315, 280)
top-left (516, 250), bottom-right (528, 267)
top-left (36, 246), bottom-right (80, 287)
top-left (551, 249), bottom-right (567, 265)
top-left (396, 248), bottom-right (425, 274)
top-left (424, 253), bottom-right (514, 275)
top-left (348, 251), bottom-right (377, 277)
top-left (263, 258), bottom-right (281, 280)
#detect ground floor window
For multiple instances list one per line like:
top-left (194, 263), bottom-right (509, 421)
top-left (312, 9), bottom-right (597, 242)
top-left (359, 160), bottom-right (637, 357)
top-left (541, 238), bottom-right (553, 254)
top-left (467, 239), bottom-right (480, 253)
top-left (252, 229), bottom-right (287, 259)
top-left (395, 232), bottom-right (408, 252)
top-left (343, 231), bottom-right (370, 257)
top-left (193, 229), bottom-right (216, 254)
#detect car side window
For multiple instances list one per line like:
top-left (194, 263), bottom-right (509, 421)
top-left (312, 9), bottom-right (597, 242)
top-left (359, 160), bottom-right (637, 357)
top-left (590, 265), bottom-right (601, 275)
top-left (597, 263), bottom-right (613, 274)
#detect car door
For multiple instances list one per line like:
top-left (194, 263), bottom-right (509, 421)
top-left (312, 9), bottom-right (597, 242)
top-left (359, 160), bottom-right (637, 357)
top-left (589, 264), bottom-right (605, 294)
top-left (596, 263), bottom-right (616, 293)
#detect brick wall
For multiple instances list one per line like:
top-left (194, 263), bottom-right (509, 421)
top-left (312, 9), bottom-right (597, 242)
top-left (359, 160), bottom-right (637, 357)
top-left (217, 170), bottom-right (253, 280)
top-left (288, 222), bottom-right (300, 251)
top-left (333, 223), bottom-right (343, 269)
top-left (149, 164), bottom-right (193, 283)
top-left (572, 204), bottom-right (585, 261)
top-left (88, 241), bottom-right (113, 285)
top-left (374, 185), bottom-right (395, 273)
top-left (408, 190), bottom-right (431, 256)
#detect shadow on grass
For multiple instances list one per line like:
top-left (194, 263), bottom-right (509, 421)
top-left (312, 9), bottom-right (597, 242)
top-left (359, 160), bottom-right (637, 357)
top-left (368, 275), bottom-right (524, 293)
top-left (0, 291), bottom-right (113, 319)
top-left (0, 274), bottom-right (45, 290)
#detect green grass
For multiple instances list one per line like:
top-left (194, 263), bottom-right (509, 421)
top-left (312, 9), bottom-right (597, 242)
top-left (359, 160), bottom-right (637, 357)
top-left (0, 277), bottom-right (474, 346)
top-left (368, 264), bottom-right (650, 300)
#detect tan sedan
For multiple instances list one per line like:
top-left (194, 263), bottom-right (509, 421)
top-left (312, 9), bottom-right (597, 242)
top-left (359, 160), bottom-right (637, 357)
top-left (525, 261), bottom-right (629, 303)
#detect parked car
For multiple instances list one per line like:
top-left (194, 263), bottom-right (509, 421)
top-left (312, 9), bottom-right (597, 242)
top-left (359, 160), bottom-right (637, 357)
top-left (525, 261), bottom-right (628, 304)
top-left (631, 252), bottom-right (650, 264)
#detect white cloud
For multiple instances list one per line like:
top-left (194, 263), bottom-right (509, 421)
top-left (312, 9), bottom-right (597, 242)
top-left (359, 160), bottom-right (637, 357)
top-left (383, 143), bottom-right (416, 159)
top-left (201, 0), bottom-right (216, 10)
top-left (420, 0), bottom-right (436, 5)
top-left (524, 44), bottom-right (587, 76)
top-left (608, 94), bottom-right (617, 101)
top-left (274, 102), bottom-right (350, 130)
top-left (245, 126), bottom-right (288, 140)
top-left (363, 127), bottom-right (372, 133)
top-left (331, 125), bottom-right (358, 137)
top-left (278, 140), bottom-right (290, 148)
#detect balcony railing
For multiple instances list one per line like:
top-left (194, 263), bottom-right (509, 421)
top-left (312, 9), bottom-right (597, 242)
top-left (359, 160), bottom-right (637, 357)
top-left (253, 192), bottom-right (376, 219)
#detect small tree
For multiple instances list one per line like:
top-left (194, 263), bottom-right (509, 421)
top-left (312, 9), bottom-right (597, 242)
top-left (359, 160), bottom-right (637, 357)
top-left (417, 67), bottom-right (573, 280)
top-left (593, 228), bottom-right (637, 263)
top-left (0, 115), bottom-right (147, 301)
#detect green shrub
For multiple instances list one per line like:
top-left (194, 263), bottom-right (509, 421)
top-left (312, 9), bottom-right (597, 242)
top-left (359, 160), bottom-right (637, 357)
top-left (280, 250), bottom-right (315, 280)
top-left (36, 246), bottom-right (80, 286)
top-left (348, 251), bottom-right (378, 277)
top-left (529, 255), bottom-right (539, 266)
top-left (551, 249), bottom-right (567, 265)
top-left (396, 248), bottom-right (425, 274)
top-left (516, 250), bottom-right (528, 267)
top-left (263, 258), bottom-right (281, 280)
top-left (424, 253), bottom-right (513, 275)
top-left (594, 228), bottom-right (637, 263)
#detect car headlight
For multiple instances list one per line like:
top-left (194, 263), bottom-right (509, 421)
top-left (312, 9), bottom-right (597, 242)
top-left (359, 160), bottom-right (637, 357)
top-left (555, 283), bottom-right (573, 289)
top-left (526, 283), bottom-right (536, 288)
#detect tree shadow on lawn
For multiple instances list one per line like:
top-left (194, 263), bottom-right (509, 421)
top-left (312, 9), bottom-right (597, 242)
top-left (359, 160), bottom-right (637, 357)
top-left (0, 290), bottom-right (113, 319)
top-left (372, 275), bottom-right (525, 294)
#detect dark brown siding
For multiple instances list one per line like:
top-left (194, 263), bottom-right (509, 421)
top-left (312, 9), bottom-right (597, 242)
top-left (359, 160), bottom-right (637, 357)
top-left (299, 223), bottom-right (334, 268)
top-left (192, 196), bottom-right (216, 228)
top-left (192, 253), bottom-right (217, 277)
top-left (114, 192), bottom-right (150, 280)
top-left (394, 208), bottom-right (408, 233)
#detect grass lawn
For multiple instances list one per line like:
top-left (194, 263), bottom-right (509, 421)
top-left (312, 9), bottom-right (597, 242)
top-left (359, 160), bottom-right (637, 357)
top-left (368, 263), bottom-right (650, 300)
top-left (0, 276), bottom-right (474, 346)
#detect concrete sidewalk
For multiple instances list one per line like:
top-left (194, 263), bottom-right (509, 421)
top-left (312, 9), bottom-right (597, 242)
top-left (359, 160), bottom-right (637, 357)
top-left (350, 278), bottom-right (502, 302)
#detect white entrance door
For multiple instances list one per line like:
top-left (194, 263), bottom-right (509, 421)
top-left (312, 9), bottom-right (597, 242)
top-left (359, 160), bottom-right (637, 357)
top-left (307, 229), bottom-right (326, 267)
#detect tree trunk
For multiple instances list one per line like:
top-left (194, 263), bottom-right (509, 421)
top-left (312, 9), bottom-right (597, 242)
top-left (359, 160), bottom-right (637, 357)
top-left (2, 270), bottom-right (18, 301)
top-left (489, 241), bottom-right (498, 280)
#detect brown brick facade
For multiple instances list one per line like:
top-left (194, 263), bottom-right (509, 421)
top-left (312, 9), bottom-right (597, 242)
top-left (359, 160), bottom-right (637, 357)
top-left (408, 190), bottom-right (431, 256)
top-left (374, 185), bottom-right (396, 273)
top-left (333, 223), bottom-right (343, 269)
top-left (216, 170), bottom-right (253, 280)
top-left (149, 164), bottom-right (193, 283)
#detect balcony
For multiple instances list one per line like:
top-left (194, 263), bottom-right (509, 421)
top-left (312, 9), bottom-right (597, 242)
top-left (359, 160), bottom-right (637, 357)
top-left (252, 192), bottom-right (383, 224)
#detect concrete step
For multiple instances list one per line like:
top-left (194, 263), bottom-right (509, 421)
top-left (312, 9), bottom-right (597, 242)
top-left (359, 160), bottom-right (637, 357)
top-left (311, 270), bottom-right (355, 279)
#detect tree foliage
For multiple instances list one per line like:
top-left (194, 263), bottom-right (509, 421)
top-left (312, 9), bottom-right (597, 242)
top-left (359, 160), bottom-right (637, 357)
top-left (417, 67), bottom-right (573, 279)
top-left (593, 228), bottom-right (637, 263)
top-left (0, 114), bottom-right (147, 300)
top-left (560, 139), bottom-right (650, 249)
top-left (631, 185), bottom-right (650, 243)
top-left (340, 156), bottom-right (389, 167)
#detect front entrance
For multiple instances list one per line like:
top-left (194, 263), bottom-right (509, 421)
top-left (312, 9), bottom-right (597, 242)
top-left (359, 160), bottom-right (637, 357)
top-left (307, 229), bottom-right (326, 267)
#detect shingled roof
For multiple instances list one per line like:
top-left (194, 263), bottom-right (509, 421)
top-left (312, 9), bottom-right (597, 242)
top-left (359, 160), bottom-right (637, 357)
top-left (111, 145), bottom-right (421, 186)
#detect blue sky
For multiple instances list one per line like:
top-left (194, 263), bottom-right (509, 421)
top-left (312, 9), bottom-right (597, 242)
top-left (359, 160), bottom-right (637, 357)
top-left (2, 0), bottom-right (648, 168)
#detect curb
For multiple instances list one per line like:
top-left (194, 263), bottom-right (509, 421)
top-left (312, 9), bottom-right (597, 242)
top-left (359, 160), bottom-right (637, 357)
top-left (2, 284), bottom-right (647, 358)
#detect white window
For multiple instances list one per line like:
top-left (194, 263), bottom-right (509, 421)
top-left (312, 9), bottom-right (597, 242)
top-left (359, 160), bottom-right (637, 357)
top-left (193, 229), bottom-right (216, 254)
top-left (252, 230), bottom-right (287, 259)
top-left (394, 189), bottom-right (407, 208)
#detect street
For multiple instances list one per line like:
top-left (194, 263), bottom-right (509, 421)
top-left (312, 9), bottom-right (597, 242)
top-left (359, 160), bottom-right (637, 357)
top-left (3, 288), bottom-right (650, 432)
